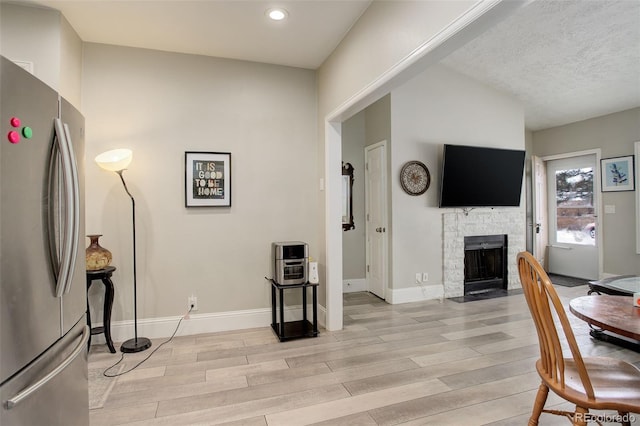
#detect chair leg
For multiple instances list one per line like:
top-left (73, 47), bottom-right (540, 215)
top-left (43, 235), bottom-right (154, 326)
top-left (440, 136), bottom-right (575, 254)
top-left (572, 406), bottom-right (588, 426)
top-left (528, 382), bottom-right (549, 426)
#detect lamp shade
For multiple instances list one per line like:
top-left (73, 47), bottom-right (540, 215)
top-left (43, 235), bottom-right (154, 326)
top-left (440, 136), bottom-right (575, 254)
top-left (95, 148), bottom-right (133, 172)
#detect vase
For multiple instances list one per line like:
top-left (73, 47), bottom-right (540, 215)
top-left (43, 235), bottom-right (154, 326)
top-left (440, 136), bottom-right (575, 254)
top-left (85, 234), bottom-right (112, 271)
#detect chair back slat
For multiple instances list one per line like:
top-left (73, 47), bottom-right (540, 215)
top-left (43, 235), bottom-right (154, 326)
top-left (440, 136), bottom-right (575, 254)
top-left (517, 252), bottom-right (595, 399)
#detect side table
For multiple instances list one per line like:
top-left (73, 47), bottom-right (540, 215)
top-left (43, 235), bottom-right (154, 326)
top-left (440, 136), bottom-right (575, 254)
top-left (267, 279), bottom-right (319, 342)
top-left (86, 266), bottom-right (116, 353)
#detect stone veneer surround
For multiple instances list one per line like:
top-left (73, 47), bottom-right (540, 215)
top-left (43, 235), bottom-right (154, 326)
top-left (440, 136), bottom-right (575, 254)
top-left (443, 210), bottom-right (525, 298)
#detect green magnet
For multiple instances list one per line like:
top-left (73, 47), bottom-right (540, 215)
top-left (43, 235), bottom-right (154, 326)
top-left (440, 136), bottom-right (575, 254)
top-left (22, 126), bottom-right (33, 138)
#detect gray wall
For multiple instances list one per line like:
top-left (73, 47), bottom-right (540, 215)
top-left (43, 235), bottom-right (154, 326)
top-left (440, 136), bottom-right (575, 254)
top-left (342, 66), bottom-right (527, 299)
top-left (316, 1), bottom-right (477, 318)
top-left (390, 64), bottom-right (525, 293)
top-left (341, 95), bottom-right (391, 285)
top-left (365, 95), bottom-right (392, 148)
top-left (82, 43), bottom-right (319, 321)
top-left (532, 108), bottom-right (640, 275)
top-left (342, 111), bottom-right (366, 280)
top-left (0, 3), bottom-right (83, 108)
top-left (3, 0), bottom-right (527, 334)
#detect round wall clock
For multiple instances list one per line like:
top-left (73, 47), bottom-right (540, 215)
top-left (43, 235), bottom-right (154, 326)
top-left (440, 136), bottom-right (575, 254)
top-left (400, 161), bottom-right (430, 196)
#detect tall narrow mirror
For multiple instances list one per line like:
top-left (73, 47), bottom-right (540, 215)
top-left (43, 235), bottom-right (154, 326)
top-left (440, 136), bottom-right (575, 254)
top-left (342, 162), bottom-right (354, 231)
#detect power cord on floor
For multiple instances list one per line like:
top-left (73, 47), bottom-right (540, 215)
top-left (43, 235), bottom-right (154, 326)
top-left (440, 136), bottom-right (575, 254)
top-left (102, 305), bottom-right (193, 378)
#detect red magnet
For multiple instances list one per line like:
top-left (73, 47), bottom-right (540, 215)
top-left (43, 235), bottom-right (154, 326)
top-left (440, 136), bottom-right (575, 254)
top-left (7, 131), bottom-right (20, 144)
top-left (10, 117), bottom-right (21, 128)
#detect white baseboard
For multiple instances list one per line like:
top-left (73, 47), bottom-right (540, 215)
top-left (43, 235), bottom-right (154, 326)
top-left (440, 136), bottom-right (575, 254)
top-left (601, 272), bottom-right (621, 279)
top-left (91, 304), bottom-right (327, 346)
top-left (385, 284), bottom-right (444, 304)
top-left (343, 278), bottom-right (367, 293)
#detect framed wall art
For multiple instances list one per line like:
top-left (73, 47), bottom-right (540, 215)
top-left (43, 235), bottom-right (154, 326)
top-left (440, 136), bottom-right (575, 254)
top-left (601, 155), bottom-right (634, 192)
top-left (185, 151), bottom-right (231, 207)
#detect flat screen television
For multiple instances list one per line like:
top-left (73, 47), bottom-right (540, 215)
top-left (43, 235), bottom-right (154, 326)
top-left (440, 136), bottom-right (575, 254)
top-left (439, 144), bottom-right (526, 208)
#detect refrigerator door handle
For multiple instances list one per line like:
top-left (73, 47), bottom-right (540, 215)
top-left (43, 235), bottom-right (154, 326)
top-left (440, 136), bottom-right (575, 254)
top-left (51, 118), bottom-right (74, 298)
top-left (46, 134), bottom-right (60, 281)
top-left (62, 123), bottom-right (80, 295)
top-left (4, 325), bottom-right (89, 410)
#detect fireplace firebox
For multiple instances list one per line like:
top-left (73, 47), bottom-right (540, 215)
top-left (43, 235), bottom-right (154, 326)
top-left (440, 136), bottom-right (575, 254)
top-left (463, 234), bottom-right (507, 295)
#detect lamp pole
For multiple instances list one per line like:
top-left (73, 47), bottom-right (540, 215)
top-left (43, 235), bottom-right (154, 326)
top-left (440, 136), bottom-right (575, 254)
top-left (117, 170), bottom-right (151, 353)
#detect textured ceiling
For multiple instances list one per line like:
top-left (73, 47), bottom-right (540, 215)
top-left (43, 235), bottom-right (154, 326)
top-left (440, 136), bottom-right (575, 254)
top-left (441, 0), bottom-right (640, 131)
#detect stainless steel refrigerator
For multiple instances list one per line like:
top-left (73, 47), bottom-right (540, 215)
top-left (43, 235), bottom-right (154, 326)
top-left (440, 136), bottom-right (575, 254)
top-left (1, 55), bottom-right (89, 425)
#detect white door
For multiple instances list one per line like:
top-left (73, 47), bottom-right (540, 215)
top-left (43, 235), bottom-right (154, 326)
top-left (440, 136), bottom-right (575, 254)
top-left (532, 156), bottom-right (548, 268)
top-left (365, 141), bottom-right (388, 299)
top-left (546, 154), bottom-right (599, 279)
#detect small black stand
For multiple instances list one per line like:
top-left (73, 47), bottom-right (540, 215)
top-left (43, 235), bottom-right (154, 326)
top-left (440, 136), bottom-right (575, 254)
top-left (267, 279), bottom-right (319, 342)
top-left (86, 266), bottom-right (117, 353)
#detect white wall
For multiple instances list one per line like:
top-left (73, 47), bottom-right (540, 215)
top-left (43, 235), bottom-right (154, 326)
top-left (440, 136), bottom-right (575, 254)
top-left (59, 15), bottom-right (83, 108)
top-left (0, 3), bottom-right (60, 91)
top-left (317, 0), bottom-right (482, 328)
top-left (317, 1), bottom-right (476, 118)
top-left (342, 110), bottom-right (366, 282)
top-left (533, 108), bottom-right (640, 275)
top-left (83, 43), bottom-right (318, 323)
top-left (0, 3), bottom-right (83, 108)
top-left (390, 65), bottom-right (525, 296)
top-left (3, 0), bottom-right (535, 335)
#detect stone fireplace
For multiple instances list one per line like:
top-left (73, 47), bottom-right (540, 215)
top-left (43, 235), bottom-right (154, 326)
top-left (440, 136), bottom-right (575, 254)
top-left (443, 210), bottom-right (524, 298)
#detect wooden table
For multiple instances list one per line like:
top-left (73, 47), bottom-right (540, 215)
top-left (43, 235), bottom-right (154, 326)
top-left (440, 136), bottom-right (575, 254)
top-left (569, 295), bottom-right (640, 352)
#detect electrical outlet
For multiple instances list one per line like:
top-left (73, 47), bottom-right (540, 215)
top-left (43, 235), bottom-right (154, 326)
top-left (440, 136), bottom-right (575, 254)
top-left (415, 273), bottom-right (422, 284)
top-left (422, 272), bottom-right (429, 282)
top-left (188, 296), bottom-right (198, 311)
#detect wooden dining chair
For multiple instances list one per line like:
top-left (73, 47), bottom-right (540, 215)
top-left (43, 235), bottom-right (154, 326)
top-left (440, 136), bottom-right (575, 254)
top-left (516, 251), bottom-right (640, 426)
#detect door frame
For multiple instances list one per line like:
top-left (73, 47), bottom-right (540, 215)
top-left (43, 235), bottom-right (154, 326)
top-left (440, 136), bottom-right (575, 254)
top-left (531, 155), bottom-right (548, 268)
top-left (534, 149), bottom-right (603, 278)
top-left (364, 140), bottom-right (389, 299)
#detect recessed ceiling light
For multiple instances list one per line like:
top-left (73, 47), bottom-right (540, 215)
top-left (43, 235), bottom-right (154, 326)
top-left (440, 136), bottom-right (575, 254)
top-left (267, 8), bottom-right (288, 21)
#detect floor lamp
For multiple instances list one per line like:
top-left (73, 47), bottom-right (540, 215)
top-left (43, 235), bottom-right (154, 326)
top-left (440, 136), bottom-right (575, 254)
top-left (95, 148), bottom-right (151, 353)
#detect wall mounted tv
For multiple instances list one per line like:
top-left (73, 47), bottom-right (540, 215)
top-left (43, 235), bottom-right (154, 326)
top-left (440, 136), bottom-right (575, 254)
top-left (439, 144), bottom-right (526, 208)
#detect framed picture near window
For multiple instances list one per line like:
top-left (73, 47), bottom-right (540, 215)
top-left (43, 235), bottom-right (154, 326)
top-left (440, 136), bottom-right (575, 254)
top-left (185, 151), bottom-right (231, 207)
top-left (600, 155), bottom-right (635, 192)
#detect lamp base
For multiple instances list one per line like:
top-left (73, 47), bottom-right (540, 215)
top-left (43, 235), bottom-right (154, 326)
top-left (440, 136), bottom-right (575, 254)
top-left (120, 337), bottom-right (152, 353)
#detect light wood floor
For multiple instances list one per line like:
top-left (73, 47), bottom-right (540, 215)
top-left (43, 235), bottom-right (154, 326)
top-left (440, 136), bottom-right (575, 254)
top-left (88, 285), bottom-right (640, 426)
